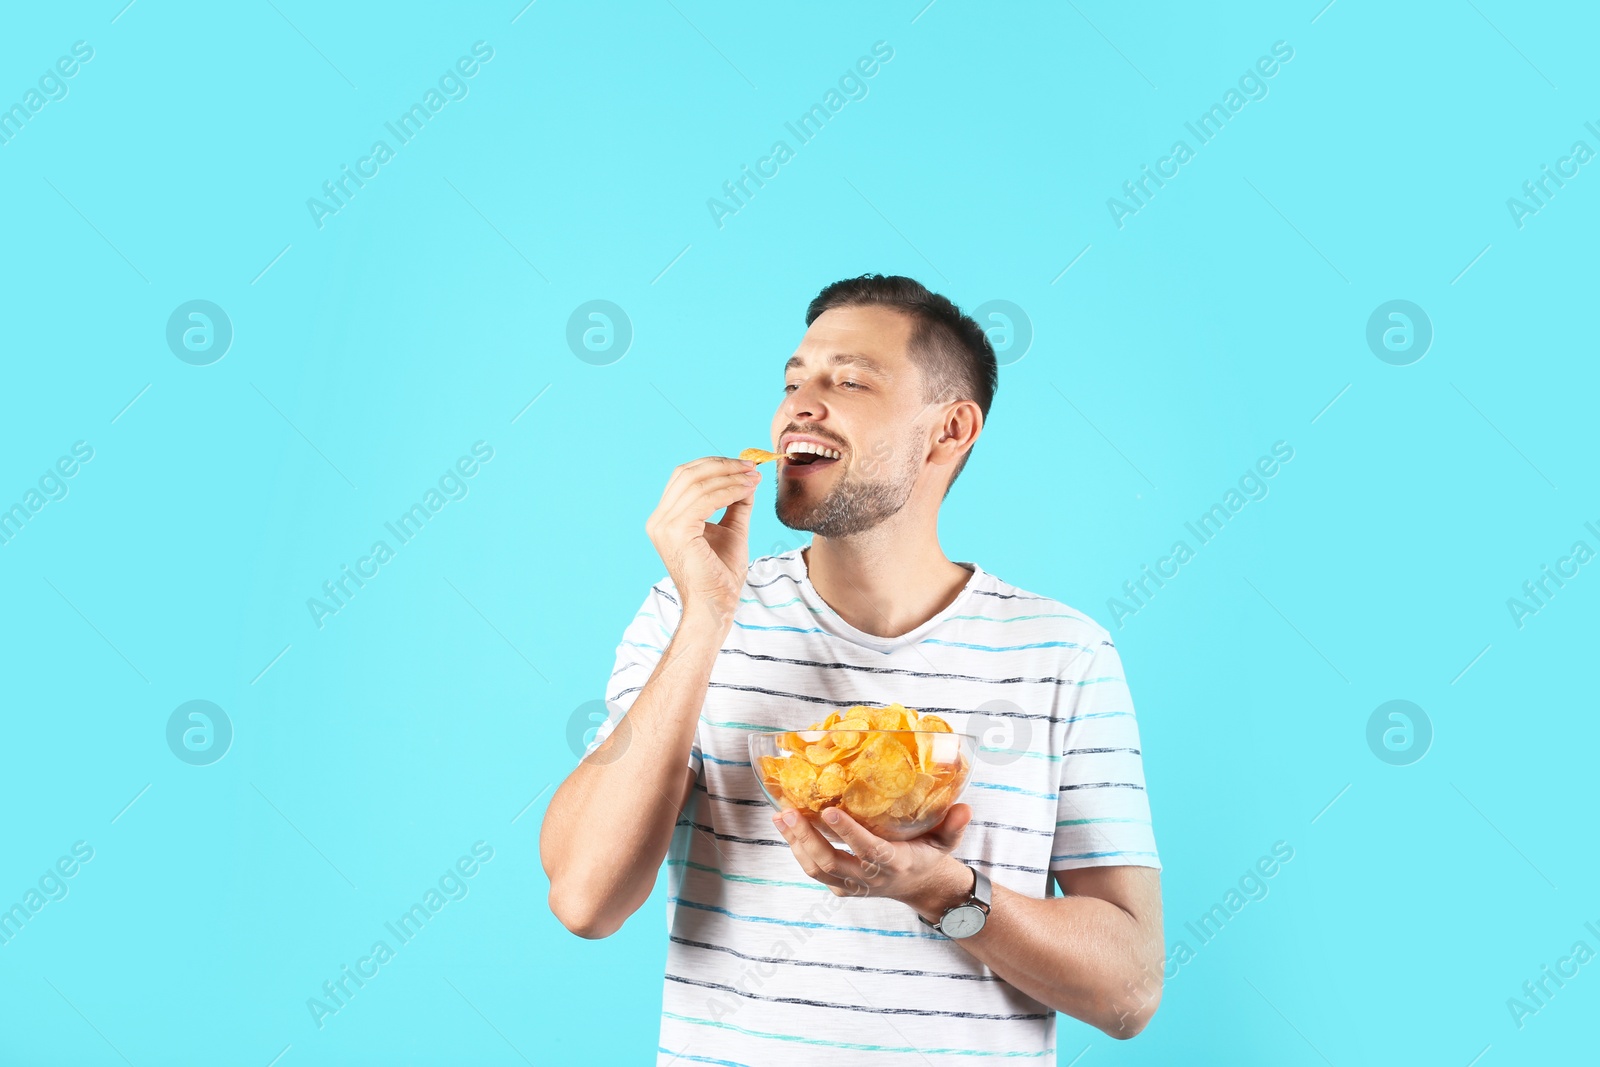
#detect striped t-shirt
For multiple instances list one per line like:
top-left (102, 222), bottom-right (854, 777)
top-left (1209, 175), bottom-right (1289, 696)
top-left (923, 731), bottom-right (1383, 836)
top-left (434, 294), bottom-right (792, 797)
top-left (585, 547), bottom-right (1160, 1065)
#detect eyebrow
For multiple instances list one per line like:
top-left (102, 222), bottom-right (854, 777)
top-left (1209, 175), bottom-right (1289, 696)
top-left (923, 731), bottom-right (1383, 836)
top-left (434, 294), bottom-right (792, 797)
top-left (784, 351), bottom-right (886, 374)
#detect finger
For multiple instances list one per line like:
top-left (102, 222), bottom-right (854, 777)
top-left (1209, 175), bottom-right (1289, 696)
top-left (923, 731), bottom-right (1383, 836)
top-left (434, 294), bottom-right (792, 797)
top-left (773, 810), bottom-right (866, 889)
top-left (664, 456), bottom-right (755, 498)
top-left (817, 807), bottom-right (893, 869)
top-left (666, 472), bottom-right (760, 526)
top-left (715, 486), bottom-right (754, 537)
top-left (920, 803), bottom-right (973, 851)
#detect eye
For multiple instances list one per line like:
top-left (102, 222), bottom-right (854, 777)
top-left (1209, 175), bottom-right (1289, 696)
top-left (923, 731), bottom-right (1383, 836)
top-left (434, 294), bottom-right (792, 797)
top-left (783, 382), bottom-right (798, 393)
top-left (840, 380), bottom-right (864, 390)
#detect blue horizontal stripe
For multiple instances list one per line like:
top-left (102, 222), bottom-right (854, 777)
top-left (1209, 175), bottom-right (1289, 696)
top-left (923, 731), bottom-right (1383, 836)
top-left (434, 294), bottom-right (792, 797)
top-left (669, 934), bottom-right (1002, 983)
top-left (733, 621), bottom-right (828, 635)
top-left (702, 753), bottom-right (752, 767)
top-left (657, 1047), bottom-right (755, 1067)
top-left (662, 1010), bottom-right (1054, 1058)
top-left (668, 897), bottom-right (944, 940)
top-left (1063, 710), bottom-right (1132, 724)
top-left (666, 858), bottom-right (826, 891)
top-left (1051, 850), bottom-right (1161, 861)
top-left (922, 638), bottom-right (1093, 653)
top-left (946, 611), bottom-right (1097, 626)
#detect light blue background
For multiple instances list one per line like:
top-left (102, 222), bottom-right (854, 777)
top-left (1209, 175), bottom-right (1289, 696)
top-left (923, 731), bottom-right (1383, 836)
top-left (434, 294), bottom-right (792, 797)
top-left (2, 1), bottom-right (1595, 1064)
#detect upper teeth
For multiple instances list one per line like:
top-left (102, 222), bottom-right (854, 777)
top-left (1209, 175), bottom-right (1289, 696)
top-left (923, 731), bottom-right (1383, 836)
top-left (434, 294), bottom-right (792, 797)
top-left (786, 442), bottom-right (841, 459)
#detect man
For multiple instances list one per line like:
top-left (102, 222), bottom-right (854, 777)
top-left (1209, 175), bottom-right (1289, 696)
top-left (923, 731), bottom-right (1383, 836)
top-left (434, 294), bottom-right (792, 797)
top-left (541, 274), bottom-right (1163, 1063)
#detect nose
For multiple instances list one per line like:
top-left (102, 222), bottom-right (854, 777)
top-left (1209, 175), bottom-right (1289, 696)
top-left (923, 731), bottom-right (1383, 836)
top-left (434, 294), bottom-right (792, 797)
top-left (783, 378), bottom-right (826, 422)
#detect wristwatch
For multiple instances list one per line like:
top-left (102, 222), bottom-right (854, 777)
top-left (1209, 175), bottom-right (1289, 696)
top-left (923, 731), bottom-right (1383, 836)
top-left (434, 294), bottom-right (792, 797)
top-left (917, 863), bottom-right (991, 939)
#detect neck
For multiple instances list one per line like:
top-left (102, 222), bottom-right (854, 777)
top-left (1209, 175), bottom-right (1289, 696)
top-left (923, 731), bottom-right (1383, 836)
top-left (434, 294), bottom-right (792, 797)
top-left (802, 515), bottom-right (972, 639)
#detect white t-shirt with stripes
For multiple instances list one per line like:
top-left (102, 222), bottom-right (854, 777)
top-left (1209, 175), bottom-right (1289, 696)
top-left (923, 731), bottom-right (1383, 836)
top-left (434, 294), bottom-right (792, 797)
top-left (585, 547), bottom-right (1160, 1065)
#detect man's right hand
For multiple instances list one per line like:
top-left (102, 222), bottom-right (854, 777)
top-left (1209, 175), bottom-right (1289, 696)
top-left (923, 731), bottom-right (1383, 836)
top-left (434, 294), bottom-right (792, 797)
top-left (645, 456), bottom-right (761, 628)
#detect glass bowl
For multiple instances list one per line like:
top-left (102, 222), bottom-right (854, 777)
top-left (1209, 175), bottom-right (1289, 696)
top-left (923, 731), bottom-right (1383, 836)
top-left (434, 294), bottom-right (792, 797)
top-left (749, 726), bottom-right (978, 841)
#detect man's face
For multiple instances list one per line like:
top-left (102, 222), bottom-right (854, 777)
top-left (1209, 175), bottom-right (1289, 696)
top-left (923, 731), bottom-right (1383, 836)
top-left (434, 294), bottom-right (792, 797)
top-left (770, 305), bottom-right (932, 538)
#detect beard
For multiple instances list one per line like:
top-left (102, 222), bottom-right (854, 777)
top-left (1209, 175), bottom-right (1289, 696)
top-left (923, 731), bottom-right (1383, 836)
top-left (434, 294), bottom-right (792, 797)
top-left (775, 440), bottom-right (918, 539)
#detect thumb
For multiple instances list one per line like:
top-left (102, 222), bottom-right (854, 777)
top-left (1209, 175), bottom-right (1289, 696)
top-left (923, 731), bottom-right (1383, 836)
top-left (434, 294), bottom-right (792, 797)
top-left (922, 803), bottom-right (972, 852)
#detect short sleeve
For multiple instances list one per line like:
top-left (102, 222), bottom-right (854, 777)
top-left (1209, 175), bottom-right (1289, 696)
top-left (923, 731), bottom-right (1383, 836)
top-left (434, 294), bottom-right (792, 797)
top-left (584, 580), bottom-right (701, 776)
top-left (1050, 640), bottom-right (1161, 871)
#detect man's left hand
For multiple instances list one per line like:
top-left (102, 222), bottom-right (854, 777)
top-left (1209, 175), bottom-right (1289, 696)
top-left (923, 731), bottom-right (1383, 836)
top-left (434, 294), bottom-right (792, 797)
top-left (771, 803), bottom-right (973, 914)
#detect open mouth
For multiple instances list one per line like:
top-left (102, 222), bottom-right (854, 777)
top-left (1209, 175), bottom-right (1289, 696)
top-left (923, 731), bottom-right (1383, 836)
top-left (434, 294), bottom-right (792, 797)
top-left (782, 441), bottom-right (843, 475)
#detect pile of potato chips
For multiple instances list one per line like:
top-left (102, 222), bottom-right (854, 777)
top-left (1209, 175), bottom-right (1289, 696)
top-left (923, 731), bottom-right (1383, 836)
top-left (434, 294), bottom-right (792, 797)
top-left (757, 703), bottom-right (968, 829)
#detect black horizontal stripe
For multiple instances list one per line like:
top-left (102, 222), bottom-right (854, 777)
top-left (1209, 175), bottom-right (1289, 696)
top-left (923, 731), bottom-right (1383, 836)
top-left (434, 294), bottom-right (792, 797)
top-left (664, 973), bottom-right (1047, 1022)
top-left (654, 584), bottom-right (679, 606)
top-left (688, 820), bottom-right (788, 847)
top-left (690, 784), bottom-right (1061, 840)
top-left (693, 780), bottom-right (766, 806)
top-left (678, 819), bottom-right (1048, 875)
top-left (744, 572), bottom-right (805, 590)
top-left (668, 934), bottom-right (1000, 982)
top-left (1064, 747), bottom-right (1141, 755)
top-left (705, 680), bottom-right (1058, 722)
top-left (718, 648), bottom-right (1098, 700)
top-left (1057, 782), bottom-right (1146, 792)
top-left (968, 587), bottom-right (1055, 603)
top-left (961, 855), bottom-right (1047, 875)
top-left (968, 819), bottom-right (1053, 838)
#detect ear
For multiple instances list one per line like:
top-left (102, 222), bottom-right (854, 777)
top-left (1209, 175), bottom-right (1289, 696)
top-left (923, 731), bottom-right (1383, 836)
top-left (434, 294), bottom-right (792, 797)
top-left (929, 401), bottom-right (982, 468)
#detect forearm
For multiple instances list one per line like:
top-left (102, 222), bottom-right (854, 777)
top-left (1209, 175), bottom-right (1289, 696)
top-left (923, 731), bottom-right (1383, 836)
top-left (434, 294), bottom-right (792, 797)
top-left (908, 867), bottom-right (1164, 1037)
top-left (541, 609), bottom-right (727, 937)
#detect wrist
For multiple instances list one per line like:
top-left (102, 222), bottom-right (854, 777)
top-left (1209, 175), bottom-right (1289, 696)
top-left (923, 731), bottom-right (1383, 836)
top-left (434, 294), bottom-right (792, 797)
top-left (678, 592), bottom-right (736, 632)
top-left (909, 857), bottom-right (975, 925)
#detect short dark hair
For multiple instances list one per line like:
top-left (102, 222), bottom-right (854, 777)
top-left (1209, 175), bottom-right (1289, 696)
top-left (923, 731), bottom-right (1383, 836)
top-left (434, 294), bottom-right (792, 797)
top-left (804, 274), bottom-right (997, 495)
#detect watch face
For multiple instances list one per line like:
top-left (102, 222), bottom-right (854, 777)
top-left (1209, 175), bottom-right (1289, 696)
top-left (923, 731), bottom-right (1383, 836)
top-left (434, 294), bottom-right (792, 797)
top-left (943, 904), bottom-right (985, 939)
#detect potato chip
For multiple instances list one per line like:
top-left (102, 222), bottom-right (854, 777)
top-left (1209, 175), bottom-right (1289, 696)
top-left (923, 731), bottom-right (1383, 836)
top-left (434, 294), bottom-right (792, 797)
top-left (815, 762), bottom-right (848, 800)
top-left (776, 757), bottom-right (818, 804)
top-left (854, 734), bottom-right (917, 798)
top-left (888, 772), bottom-right (936, 818)
top-left (842, 779), bottom-right (897, 817)
top-left (829, 717), bottom-right (870, 750)
top-left (804, 740), bottom-right (850, 766)
top-left (867, 705), bottom-right (907, 731)
top-left (740, 448), bottom-right (780, 464)
top-left (915, 714), bottom-right (952, 772)
top-left (758, 702), bottom-right (968, 833)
